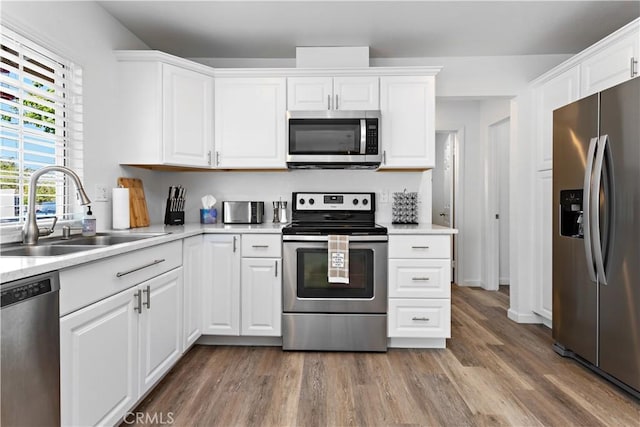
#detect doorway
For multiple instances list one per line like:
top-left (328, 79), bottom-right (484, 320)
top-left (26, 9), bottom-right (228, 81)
top-left (487, 118), bottom-right (510, 291)
top-left (433, 131), bottom-right (458, 282)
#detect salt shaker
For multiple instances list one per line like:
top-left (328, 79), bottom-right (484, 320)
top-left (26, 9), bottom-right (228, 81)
top-left (279, 201), bottom-right (288, 223)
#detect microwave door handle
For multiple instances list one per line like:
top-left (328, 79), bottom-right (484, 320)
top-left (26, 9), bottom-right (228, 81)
top-left (360, 119), bottom-right (366, 154)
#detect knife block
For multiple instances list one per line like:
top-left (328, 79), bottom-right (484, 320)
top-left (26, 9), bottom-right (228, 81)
top-left (164, 201), bottom-right (185, 226)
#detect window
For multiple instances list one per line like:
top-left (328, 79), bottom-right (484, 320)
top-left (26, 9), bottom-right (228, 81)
top-left (0, 26), bottom-right (83, 226)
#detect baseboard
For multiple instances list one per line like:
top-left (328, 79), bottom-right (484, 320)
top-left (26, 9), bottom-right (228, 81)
top-left (197, 335), bottom-right (283, 347)
top-left (507, 308), bottom-right (544, 324)
top-left (388, 337), bottom-right (446, 349)
top-left (456, 280), bottom-right (482, 287)
top-left (499, 279), bottom-right (510, 286)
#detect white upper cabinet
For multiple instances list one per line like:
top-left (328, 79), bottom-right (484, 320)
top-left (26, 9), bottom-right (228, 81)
top-left (214, 77), bottom-right (287, 169)
top-left (287, 77), bottom-right (333, 110)
top-left (534, 66), bottom-right (580, 171)
top-left (580, 21), bottom-right (639, 97)
top-left (287, 76), bottom-right (379, 110)
top-left (379, 76), bottom-right (435, 169)
top-left (116, 53), bottom-right (214, 168)
top-left (162, 64), bottom-right (214, 167)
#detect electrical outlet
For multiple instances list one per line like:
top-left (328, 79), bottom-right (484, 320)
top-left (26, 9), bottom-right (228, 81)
top-left (94, 185), bottom-right (108, 202)
top-left (380, 189), bottom-right (389, 203)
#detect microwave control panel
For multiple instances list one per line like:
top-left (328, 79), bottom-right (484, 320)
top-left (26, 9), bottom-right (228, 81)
top-left (365, 119), bottom-right (378, 155)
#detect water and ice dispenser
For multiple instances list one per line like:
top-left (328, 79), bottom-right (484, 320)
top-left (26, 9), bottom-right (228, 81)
top-left (560, 189), bottom-right (584, 238)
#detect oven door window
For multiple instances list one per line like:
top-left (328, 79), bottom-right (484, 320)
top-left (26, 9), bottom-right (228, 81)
top-left (296, 248), bottom-right (374, 298)
top-left (289, 119), bottom-right (361, 154)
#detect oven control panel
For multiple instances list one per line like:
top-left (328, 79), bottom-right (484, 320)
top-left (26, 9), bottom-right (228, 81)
top-left (294, 192), bottom-right (374, 211)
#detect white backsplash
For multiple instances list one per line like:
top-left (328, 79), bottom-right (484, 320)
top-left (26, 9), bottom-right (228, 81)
top-left (143, 169), bottom-right (433, 225)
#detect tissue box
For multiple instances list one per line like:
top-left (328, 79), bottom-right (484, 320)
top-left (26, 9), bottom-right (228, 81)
top-left (200, 208), bottom-right (217, 224)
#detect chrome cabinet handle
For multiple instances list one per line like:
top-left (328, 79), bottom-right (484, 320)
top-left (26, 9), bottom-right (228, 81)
top-left (412, 317), bottom-right (430, 321)
top-left (275, 260), bottom-right (278, 277)
top-left (327, 94), bottom-right (331, 110)
top-left (412, 277), bottom-right (430, 281)
top-left (207, 150), bottom-right (212, 165)
top-left (143, 285), bottom-right (151, 309)
top-left (233, 236), bottom-right (237, 252)
top-left (382, 150), bottom-right (386, 165)
top-left (116, 259), bottom-right (165, 278)
top-left (215, 151), bottom-right (220, 166)
top-left (252, 245), bottom-right (269, 248)
top-left (411, 246), bottom-right (430, 249)
top-left (631, 57), bottom-right (638, 77)
top-left (134, 290), bottom-right (142, 314)
top-left (335, 94), bottom-right (339, 110)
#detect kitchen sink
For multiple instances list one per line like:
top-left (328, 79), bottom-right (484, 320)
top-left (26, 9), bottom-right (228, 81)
top-left (0, 232), bottom-right (169, 256)
top-left (0, 244), bottom-right (106, 257)
top-left (51, 232), bottom-right (168, 246)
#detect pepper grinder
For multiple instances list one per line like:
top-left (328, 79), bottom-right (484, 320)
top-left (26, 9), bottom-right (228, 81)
top-left (272, 201), bottom-right (281, 223)
top-left (279, 201), bottom-right (288, 223)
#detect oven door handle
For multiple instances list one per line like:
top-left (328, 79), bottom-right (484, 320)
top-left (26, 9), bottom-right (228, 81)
top-left (282, 235), bottom-right (388, 242)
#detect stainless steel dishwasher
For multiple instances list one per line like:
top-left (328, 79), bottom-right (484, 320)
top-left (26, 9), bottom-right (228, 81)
top-left (1, 271), bottom-right (61, 426)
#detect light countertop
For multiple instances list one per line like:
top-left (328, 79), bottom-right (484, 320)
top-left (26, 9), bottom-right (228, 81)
top-left (1, 223), bottom-right (285, 283)
top-left (1, 222), bottom-right (455, 282)
top-left (381, 223), bottom-right (458, 235)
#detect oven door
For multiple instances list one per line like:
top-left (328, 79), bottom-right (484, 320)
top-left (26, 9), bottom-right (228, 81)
top-left (283, 235), bottom-right (388, 314)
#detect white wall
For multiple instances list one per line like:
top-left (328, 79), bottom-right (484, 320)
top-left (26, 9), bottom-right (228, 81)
top-left (138, 169), bottom-right (432, 226)
top-left (1, 1), bottom-right (149, 234)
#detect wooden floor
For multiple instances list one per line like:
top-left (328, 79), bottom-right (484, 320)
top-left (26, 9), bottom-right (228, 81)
top-left (126, 285), bottom-right (639, 427)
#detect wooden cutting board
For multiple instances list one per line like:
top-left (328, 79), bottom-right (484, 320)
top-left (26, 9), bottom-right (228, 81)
top-left (117, 177), bottom-right (150, 228)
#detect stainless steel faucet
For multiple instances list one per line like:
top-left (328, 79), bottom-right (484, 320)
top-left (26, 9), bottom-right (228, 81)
top-left (22, 166), bottom-right (91, 245)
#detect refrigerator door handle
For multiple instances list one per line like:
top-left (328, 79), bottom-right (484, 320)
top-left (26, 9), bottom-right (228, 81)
top-left (591, 134), bottom-right (609, 285)
top-left (583, 136), bottom-right (598, 282)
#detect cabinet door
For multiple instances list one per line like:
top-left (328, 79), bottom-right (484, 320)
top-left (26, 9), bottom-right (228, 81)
top-left (287, 77), bottom-right (333, 110)
top-left (379, 76), bottom-right (435, 168)
top-left (334, 76), bottom-right (379, 110)
top-left (138, 268), bottom-right (183, 396)
top-left (162, 63), bottom-right (214, 167)
top-left (60, 287), bottom-right (139, 427)
top-left (182, 235), bottom-right (203, 351)
top-left (534, 66), bottom-right (580, 171)
top-left (581, 29), bottom-right (639, 97)
top-left (241, 258), bottom-right (282, 336)
top-left (214, 78), bottom-right (286, 168)
top-left (534, 170), bottom-right (553, 321)
top-left (202, 234), bottom-right (241, 335)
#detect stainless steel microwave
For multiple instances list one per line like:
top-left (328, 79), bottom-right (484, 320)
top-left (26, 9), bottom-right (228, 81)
top-left (286, 110), bottom-right (381, 169)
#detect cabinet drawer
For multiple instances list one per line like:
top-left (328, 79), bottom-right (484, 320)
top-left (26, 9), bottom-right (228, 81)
top-left (389, 235), bottom-right (450, 259)
top-left (60, 240), bottom-right (182, 316)
top-left (388, 259), bottom-right (451, 298)
top-left (241, 234), bottom-right (281, 258)
top-left (388, 299), bottom-right (450, 338)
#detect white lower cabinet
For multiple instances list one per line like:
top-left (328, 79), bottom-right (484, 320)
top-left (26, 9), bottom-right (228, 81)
top-left (183, 235), bottom-right (203, 350)
top-left (60, 268), bottom-right (183, 427)
top-left (138, 269), bottom-right (183, 396)
top-left (388, 234), bottom-right (452, 347)
top-left (202, 233), bottom-right (282, 338)
top-left (241, 258), bottom-right (281, 336)
top-left (202, 234), bottom-right (241, 335)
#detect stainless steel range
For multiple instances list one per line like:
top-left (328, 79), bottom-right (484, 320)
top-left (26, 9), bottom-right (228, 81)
top-left (282, 192), bottom-right (388, 352)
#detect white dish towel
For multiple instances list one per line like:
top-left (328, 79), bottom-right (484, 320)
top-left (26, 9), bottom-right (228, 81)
top-left (328, 234), bottom-right (349, 284)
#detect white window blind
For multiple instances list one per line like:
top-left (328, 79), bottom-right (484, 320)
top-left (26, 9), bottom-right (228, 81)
top-left (0, 26), bottom-right (83, 226)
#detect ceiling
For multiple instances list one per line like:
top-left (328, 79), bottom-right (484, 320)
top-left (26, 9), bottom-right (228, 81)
top-left (98, 1), bottom-right (640, 59)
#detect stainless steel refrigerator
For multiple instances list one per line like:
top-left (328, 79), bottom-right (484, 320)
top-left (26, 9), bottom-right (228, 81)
top-left (552, 76), bottom-right (639, 398)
